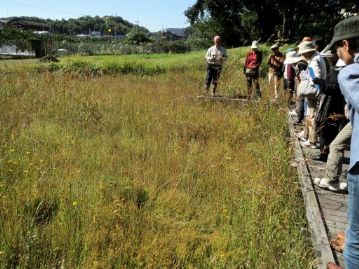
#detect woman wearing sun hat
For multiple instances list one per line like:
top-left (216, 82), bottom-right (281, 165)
top-left (267, 43), bottom-right (285, 100)
top-left (244, 40), bottom-right (262, 99)
top-left (283, 50), bottom-right (301, 106)
top-left (296, 40), bottom-right (327, 149)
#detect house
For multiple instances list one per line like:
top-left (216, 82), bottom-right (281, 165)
top-left (75, 34), bottom-right (90, 38)
top-left (5, 17), bottom-right (49, 31)
top-left (90, 31), bottom-right (101, 38)
top-left (0, 19), bottom-right (8, 29)
top-left (0, 44), bottom-right (35, 57)
top-left (33, 30), bottom-right (50, 35)
top-left (162, 28), bottom-right (188, 40)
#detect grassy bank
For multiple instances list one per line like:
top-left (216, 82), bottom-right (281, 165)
top-left (1, 47), bottom-right (267, 76)
top-left (0, 49), bottom-right (315, 268)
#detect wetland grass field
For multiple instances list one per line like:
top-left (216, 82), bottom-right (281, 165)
top-left (0, 49), bottom-right (316, 268)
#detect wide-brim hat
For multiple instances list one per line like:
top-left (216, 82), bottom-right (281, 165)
top-left (251, 40), bottom-right (259, 49)
top-left (327, 15), bottom-right (359, 49)
top-left (320, 45), bottom-right (335, 57)
top-left (284, 51), bottom-right (301, 64)
top-left (297, 41), bottom-right (317, 55)
top-left (270, 43), bottom-right (279, 49)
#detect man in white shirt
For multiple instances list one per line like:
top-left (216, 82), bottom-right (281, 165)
top-left (204, 35), bottom-right (228, 96)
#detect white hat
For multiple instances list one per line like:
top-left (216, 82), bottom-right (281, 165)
top-left (320, 45), bottom-right (335, 57)
top-left (251, 40), bottom-right (259, 49)
top-left (284, 51), bottom-right (301, 64)
top-left (270, 43), bottom-right (279, 49)
top-left (297, 41), bottom-right (317, 55)
top-left (336, 59), bottom-right (346, 67)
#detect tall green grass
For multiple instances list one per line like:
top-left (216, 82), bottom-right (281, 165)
top-left (0, 49), bottom-right (315, 268)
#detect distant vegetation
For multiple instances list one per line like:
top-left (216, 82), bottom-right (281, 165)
top-left (1, 15), bottom-right (140, 36)
top-left (2, 2), bottom-right (359, 58)
top-left (33, 52), bottom-right (205, 75)
top-left (1, 47), bottom-right (276, 77)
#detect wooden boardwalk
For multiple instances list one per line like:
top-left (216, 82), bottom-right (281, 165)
top-left (196, 94), bottom-right (251, 103)
top-left (289, 114), bottom-right (349, 268)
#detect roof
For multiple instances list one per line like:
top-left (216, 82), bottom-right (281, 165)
top-left (165, 28), bottom-right (187, 38)
top-left (5, 17), bottom-right (50, 30)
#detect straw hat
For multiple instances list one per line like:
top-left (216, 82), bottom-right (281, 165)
top-left (284, 51), bottom-right (301, 64)
top-left (297, 41), bottom-right (316, 55)
top-left (251, 40), bottom-right (259, 49)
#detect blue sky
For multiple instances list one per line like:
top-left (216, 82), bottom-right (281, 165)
top-left (0, 0), bottom-right (197, 31)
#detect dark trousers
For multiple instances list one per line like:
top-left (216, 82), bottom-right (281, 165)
top-left (296, 96), bottom-right (305, 122)
top-left (246, 71), bottom-right (260, 98)
top-left (205, 64), bottom-right (222, 87)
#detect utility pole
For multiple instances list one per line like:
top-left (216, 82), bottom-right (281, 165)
top-left (135, 20), bottom-right (140, 34)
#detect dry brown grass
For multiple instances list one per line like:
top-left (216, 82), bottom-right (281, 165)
top-left (0, 50), bottom-right (315, 268)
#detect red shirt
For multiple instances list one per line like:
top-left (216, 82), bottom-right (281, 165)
top-left (245, 51), bottom-right (262, 69)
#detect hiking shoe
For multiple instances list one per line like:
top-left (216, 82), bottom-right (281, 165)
top-left (314, 177), bottom-right (333, 188)
top-left (313, 178), bottom-right (347, 192)
top-left (296, 130), bottom-right (307, 141)
top-left (338, 182), bottom-right (348, 191)
top-left (300, 140), bottom-right (317, 148)
top-left (312, 154), bottom-right (328, 162)
top-left (311, 144), bottom-right (320, 149)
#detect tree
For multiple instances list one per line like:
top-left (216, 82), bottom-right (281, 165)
top-left (185, 0), bottom-right (359, 46)
top-left (185, 0), bottom-right (243, 46)
top-left (126, 28), bottom-right (150, 44)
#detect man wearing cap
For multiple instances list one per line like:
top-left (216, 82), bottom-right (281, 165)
top-left (244, 40), bottom-right (262, 99)
top-left (204, 35), bottom-right (228, 96)
top-left (267, 43), bottom-right (285, 100)
top-left (297, 40), bottom-right (327, 149)
top-left (325, 15), bottom-right (359, 269)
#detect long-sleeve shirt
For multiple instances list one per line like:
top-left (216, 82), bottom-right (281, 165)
top-left (205, 45), bottom-right (228, 65)
top-left (338, 53), bottom-right (359, 173)
top-left (267, 52), bottom-right (285, 71)
top-left (284, 63), bottom-right (295, 80)
top-left (305, 51), bottom-right (327, 91)
top-left (245, 50), bottom-right (262, 70)
top-left (307, 52), bottom-right (327, 80)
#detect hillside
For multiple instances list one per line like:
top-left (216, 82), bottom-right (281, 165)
top-left (1, 15), bottom-right (146, 35)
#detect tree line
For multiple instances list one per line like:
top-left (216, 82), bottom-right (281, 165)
top-left (185, 0), bottom-right (359, 46)
top-left (2, 15), bottom-right (148, 36)
top-left (2, 2), bottom-right (359, 54)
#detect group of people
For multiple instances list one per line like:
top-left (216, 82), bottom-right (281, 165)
top-left (205, 15), bottom-right (359, 269)
top-left (204, 35), bottom-right (287, 100)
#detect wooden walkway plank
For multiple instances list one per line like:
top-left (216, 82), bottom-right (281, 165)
top-left (288, 114), bottom-right (346, 268)
top-left (196, 94), bottom-right (251, 103)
